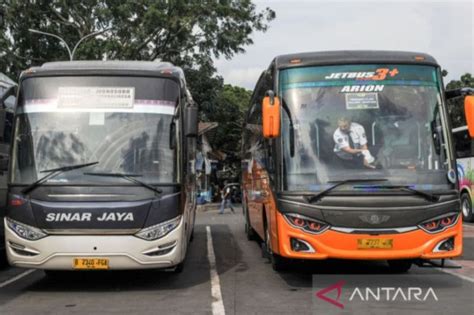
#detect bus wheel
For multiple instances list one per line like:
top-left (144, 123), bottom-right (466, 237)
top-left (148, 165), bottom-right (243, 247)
top-left (244, 202), bottom-right (256, 241)
top-left (190, 228), bottom-right (195, 242)
top-left (173, 261), bottom-right (185, 273)
top-left (263, 223), bottom-right (288, 272)
top-left (461, 193), bottom-right (473, 222)
top-left (387, 259), bottom-right (412, 273)
top-left (44, 270), bottom-right (68, 279)
top-left (0, 251), bottom-right (8, 269)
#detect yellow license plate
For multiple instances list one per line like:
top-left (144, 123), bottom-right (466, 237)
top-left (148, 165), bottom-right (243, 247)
top-left (357, 238), bottom-right (393, 249)
top-left (73, 258), bottom-right (109, 270)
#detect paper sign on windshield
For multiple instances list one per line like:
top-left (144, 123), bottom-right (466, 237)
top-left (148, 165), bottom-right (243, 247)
top-left (345, 93), bottom-right (379, 110)
top-left (58, 87), bottom-right (135, 109)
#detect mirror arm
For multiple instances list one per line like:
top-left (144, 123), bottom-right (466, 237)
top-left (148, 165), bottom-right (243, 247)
top-left (281, 100), bottom-right (295, 157)
top-left (265, 90), bottom-right (275, 105)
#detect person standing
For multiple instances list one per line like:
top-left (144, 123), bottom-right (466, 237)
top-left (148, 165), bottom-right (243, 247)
top-left (219, 183), bottom-right (235, 214)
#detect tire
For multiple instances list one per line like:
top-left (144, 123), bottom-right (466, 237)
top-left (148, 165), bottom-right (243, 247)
top-left (173, 261), bottom-right (185, 273)
top-left (44, 270), bottom-right (69, 279)
top-left (190, 228), bottom-right (194, 242)
top-left (0, 238), bottom-right (8, 268)
top-left (243, 200), bottom-right (257, 241)
top-left (0, 251), bottom-right (8, 269)
top-left (173, 245), bottom-right (187, 273)
top-left (387, 259), bottom-right (412, 273)
top-left (263, 221), bottom-right (288, 272)
top-left (461, 193), bottom-right (473, 222)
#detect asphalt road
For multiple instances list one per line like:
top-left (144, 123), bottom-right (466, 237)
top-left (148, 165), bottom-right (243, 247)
top-left (0, 207), bottom-right (473, 315)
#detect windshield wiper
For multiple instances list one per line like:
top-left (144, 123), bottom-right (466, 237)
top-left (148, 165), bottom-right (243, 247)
top-left (83, 172), bottom-right (163, 194)
top-left (21, 161), bottom-right (99, 195)
top-left (305, 178), bottom-right (388, 203)
top-left (363, 185), bottom-right (439, 202)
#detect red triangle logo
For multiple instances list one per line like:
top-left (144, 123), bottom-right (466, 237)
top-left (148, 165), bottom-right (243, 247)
top-left (315, 280), bottom-right (346, 309)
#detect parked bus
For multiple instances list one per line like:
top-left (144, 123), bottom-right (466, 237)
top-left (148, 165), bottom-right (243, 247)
top-left (0, 74), bottom-right (16, 266)
top-left (0, 61), bottom-right (198, 273)
top-left (449, 88), bottom-right (474, 222)
top-left (242, 51), bottom-right (470, 272)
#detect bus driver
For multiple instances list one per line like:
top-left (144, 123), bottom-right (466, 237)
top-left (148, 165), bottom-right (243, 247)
top-left (333, 117), bottom-right (376, 169)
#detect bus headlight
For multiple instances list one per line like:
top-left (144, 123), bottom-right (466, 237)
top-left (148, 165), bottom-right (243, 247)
top-left (284, 213), bottom-right (329, 234)
top-left (419, 213), bottom-right (459, 233)
top-left (135, 216), bottom-right (182, 241)
top-left (6, 218), bottom-right (47, 241)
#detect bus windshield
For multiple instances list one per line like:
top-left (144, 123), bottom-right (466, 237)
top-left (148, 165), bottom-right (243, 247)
top-left (279, 64), bottom-right (451, 192)
top-left (12, 76), bottom-right (179, 185)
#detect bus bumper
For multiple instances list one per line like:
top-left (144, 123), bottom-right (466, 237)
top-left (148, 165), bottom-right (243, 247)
top-left (276, 212), bottom-right (463, 260)
top-left (4, 217), bottom-right (186, 270)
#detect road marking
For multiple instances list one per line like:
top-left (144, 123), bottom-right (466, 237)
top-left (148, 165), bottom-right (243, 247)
top-left (206, 225), bottom-right (226, 315)
top-left (436, 260), bottom-right (474, 283)
top-left (437, 268), bottom-right (474, 283)
top-left (0, 269), bottom-right (36, 289)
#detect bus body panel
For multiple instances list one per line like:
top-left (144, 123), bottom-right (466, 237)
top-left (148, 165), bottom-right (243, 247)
top-left (275, 211), bottom-right (462, 260)
top-left (5, 216), bottom-right (188, 270)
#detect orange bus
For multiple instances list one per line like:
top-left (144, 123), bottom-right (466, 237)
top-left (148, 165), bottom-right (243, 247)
top-left (241, 51), bottom-right (473, 272)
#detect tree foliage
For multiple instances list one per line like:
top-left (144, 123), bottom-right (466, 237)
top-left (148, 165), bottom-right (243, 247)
top-left (0, 0), bottom-right (275, 78)
top-left (206, 84), bottom-right (251, 151)
top-left (0, 0), bottom-right (273, 163)
top-left (446, 73), bottom-right (474, 128)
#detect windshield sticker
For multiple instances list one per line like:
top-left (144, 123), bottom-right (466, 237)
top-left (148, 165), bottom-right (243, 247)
top-left (325, 72), bottom-right (374, 80)
top-left (58, 87), bottom-right (135, 109)
top-left (341, 85), bottom-right (384, 93)
top-left (345, 93), bottom-right (379, 110)
top-left (22, 99), bottom-right (175, 115)
top-left (325, 68), bottom-right (399, 81)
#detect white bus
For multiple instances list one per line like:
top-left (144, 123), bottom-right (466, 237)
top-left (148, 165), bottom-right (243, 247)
top-left (1, 61), bottom-right (198, 273)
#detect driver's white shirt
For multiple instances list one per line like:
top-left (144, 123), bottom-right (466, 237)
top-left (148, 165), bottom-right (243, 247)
top-left (333, 122), bottom-right (367, 152)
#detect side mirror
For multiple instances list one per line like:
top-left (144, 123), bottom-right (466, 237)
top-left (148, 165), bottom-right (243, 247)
top-left (185, 106), bottom-right (198, 138)
top-left (465, 95), bottom-right (474, 138)
top-left (430, 120), bottom-right (441, 155)
top-left (0, 85), bottom-right (16, 141)
top-left (262, 90), bottom-right (281, 138)
top-left (0, 85), bottom-right (16, 107)
top-left (169, 121), bottom-right (176, 150)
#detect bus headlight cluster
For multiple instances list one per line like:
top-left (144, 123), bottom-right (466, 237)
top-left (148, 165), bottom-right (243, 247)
top-left (6, 218), bottom-right (47, 241)
top-left (284, 213), bottom-right (329, 234)
top-left (418, 213), bottom-right (459, 233)
top-left (135, 216), bottom-right (182, 241)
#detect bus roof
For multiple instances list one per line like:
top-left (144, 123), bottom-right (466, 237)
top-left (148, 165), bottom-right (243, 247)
top-left (273, 50), bottom-right (439, 69)
top-left (20, 60), bottom-right (186, 83)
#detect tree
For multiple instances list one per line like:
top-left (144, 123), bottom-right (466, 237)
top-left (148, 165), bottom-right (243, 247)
top-left (446, 73), bottom-right (474, 128)
top-left (0, 1), bottom-right (275, 79)
top-left (208, 84), bottom-right (251, 151)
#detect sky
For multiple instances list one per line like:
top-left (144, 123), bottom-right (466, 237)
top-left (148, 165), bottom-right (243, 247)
top-left (215, 0), bottom-right (474, 90)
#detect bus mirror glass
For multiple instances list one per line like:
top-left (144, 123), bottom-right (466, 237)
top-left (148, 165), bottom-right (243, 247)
top-left (0, 85), bottom-right (17, 109)
top-left (464, 95), bottom-right (474, 138)
top-left (169, 121), bottom-right (176, 150)
top-left (185, 106), bottom-right (198, 138)
top-left (262, 92), bottom-right (281, 138)
top-left (430, 120), bottom-right (441, 155)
